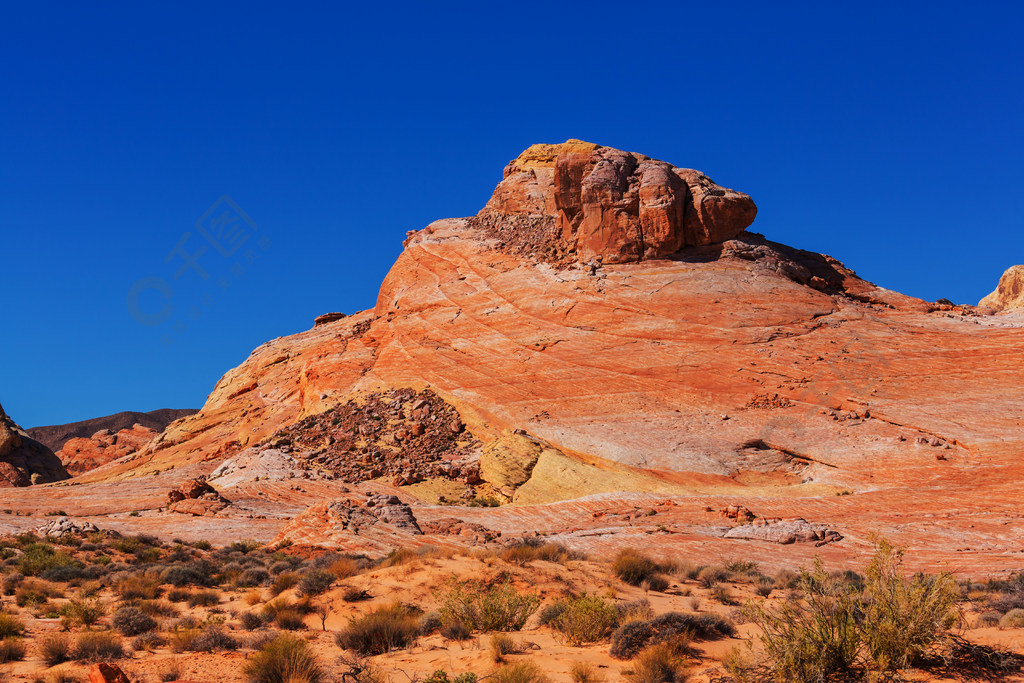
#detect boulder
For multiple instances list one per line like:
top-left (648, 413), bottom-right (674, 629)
top-left (980, 265), bottom-right (1024, 312)
top-left (89, 663), bottom-right (130, 683)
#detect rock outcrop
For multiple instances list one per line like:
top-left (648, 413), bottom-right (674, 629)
top-left (167, 477), bottom-right (230, 516)
top-left (36, 516), bottom-right (101, 538)
top-left (8, 140), bottom-right (1023, 574)
top-left (59, 424), bottom-right (159, 476)
top-left (472, 139), bottom-right (757, 264)
top-left (723, 517), bottom-right (842, 546)
top-left (980, 264), bottom-right (1024, 312)
top-left (0, 402), bottom-right (68, 486)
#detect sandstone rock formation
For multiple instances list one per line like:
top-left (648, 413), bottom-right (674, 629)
top-left (4, 140), bottom-right (1023, 574)
top-left (27, 407), bottom-right (196, 453)
top-left (167, 477), bottom-right (230, 516)
top-left (0, 402), bottom-right (68, 486)
top-left (472, 139), bottom-right (757, 263)
top-left (723, 517), bottom-right (842, 546)
top-left (59, 424), bottom-right (159, 476)
top-left (980, 264), bottom-right (1024, 312)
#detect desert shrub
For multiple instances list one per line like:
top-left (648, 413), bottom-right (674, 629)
top-left (60, 597), bottom-right (105, 628)
top-left (0, 613), bottom-right (26, 638)
top-left (500, 540), bottom-right (577, 565)
top-left (159, 659), bottom-right (183, 682)
top-left (611, 612), bottom-right (734, 660)
top-left (112, 606), bottom-right (157, 635)
top-left (189, 625), bottom-right (239, 652)
top-left (627, 642), bottom-right (688, 683)
top-left (187, 589), bottom-right (220, 607)
top-left (436, 578), bottom-right (540, 632)
top-left (39, 632), bottom-right (73, 666)
top-left (298, 569), bottom-right (333, 597)
top-left (15, 578), bottom-right (58, 606)
top-left (490, 633), bottom-right (522, 661)
top-left (423, 671), bottom-right (476, 683)
top-left (270, 572), bottom-right (299, 596)
top-left (755, 584), bottom-right (773, 598)
top-left (697, 566), bottom-right (729, 589)
top-left (243, 634), bottom-right (322, 683)
top-left (859, 539), bottom-right (960, 671)
top-left (41, 564), bottom-right (86, 582)
top-left (976, 611), bottom-right (1002, 628)
top-left (617, 599), bottom-right (655, 624)
top-left (773, 569), bottom-right (799, 590)
top-left (551, 594), bottom-right (619, 645)
top-left (0, 638), bottom-right (27, 663)
top-left (115, 575), bottom-right (162, 600)
top-left (335, 603), bottom-right (419, 655)
top-left (734, 560), bottom-right (859, 682)
top-left (168, 627), bottom-right (201, 653)
top-left (275, 608), bottom-right (306, 630)
top-left (491, 660), bottom-right (550, 683)
top-left (419, 611), bottom-right (442, 635)
top-left (74, 631), bottom-right (125, 661)
top-left (1000, 608), bottom-right (1024, 629)
top-left (642, 575), bottom-right (670, 593)
top-left (136, 598), bottom-right (178, 617)
top-left (238, 568), bottom-right (270, 587)
top-left (569, 661), bottom-right (603, 683)
top-left (166, 588), bottom-right (191, 603)
top-left (538, 602), bottom-right (566, 626)
top-left (440, 621), bottom-right (471, 640)
top-left (613, 549), bottom-right (660, 587)
top-left (343, 587), bottom-right (371, 602)
top-left (18, 543), bottom-right (74, 576)
top-left (1, 572), bottom-right (24, 595)
top-left (132, 631), bottom-right (166, 651)
top-left (161, 564), bottom-right (210, 587)
top-left (710, 585), bottom-right (736, 606)
top-left (240, 611), bottom-right (265, 630)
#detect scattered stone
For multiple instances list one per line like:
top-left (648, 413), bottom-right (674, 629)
top-left (36, 516), bottom-right (100, 537)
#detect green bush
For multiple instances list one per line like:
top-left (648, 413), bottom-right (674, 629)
top-left (243, 634), bottom-right (322, 683)
top-left (436, 578), bottom-right (539, 632)
top-left (298, 569), bottom-right (334, 597)
top-left (860, 539), bottom-right (960, 671)
top-left (423, 671), bottom-right (476, 683)
top-left (335, 603), bottom-right (419, 655)
top-left (18, 543), bottom-right (74, 576)
top-left (551, 594), bottom-right (619, 645)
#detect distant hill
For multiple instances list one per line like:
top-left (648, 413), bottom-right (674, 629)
top-left (26, 408), bottom-right (198, 452)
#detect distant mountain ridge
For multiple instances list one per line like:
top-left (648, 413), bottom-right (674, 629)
top-left (27, 408), bottom-right (197, 452)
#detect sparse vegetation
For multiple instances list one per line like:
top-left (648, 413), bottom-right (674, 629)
top-left (73, 631), bottom-right (125, 661)
top-left (551, 594), bottom-right (619, 645)
top-left (335, 603), bottom-right (420, 655)
top-left (491, 660), bottom-right (551, 683)
top-left (436, 578), bottom-right (540, 632)
top-left (243, 634), bottom-right (323, 683)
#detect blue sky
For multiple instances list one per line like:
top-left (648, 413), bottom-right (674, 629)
top-left (1, 2), bottom-right (1021, 428)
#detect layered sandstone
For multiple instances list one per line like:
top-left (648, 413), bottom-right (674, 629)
top-left (4, 141), bottom-right (1023, 574)
top-left (980, 264), bottom-right (1024, 312)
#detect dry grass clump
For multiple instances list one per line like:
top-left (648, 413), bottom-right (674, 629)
top-left (489, 633), bottom-right (523, 662)
top-left (186, 589), bottom-right (220, 607)
top-left (0, 613), bottom-right (26, 638)
top-left (500, 540), bottom-right (581, 565)
top-left (0, 637), bottom-right (27, 663)
top-left (270, 572), bottom-right (300, 596)
top-left (114, 575), bottom-right (161, 600)
top-left (73, 630), bottom-right (125, 661)
top-left (626, 642), bottom-right (689, 683)
top-left (491, 660), bottom-right (551, 683)
top-left (569, 661), bottom-right (604, 683)
top-left (999, 608), bottom-right (1024, 629)
top-left (328, 557), bottom-right (361, 580)
top-left (298, 569), bottom-right (333, 597)
top-left (335, 603), bottom-right (420, 655)
top-left (243, 634), bottom-right (322, 683)
top-left (612, 549), bottom-right (662, 587)
top-left (39, 632), bottom-right (73, 666)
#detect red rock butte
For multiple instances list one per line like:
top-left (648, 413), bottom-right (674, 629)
top-left (3, 140), bottom-right (1022, 575)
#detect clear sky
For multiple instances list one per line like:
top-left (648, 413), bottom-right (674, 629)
top-left (2, 2), bottom-right (1021, 428)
